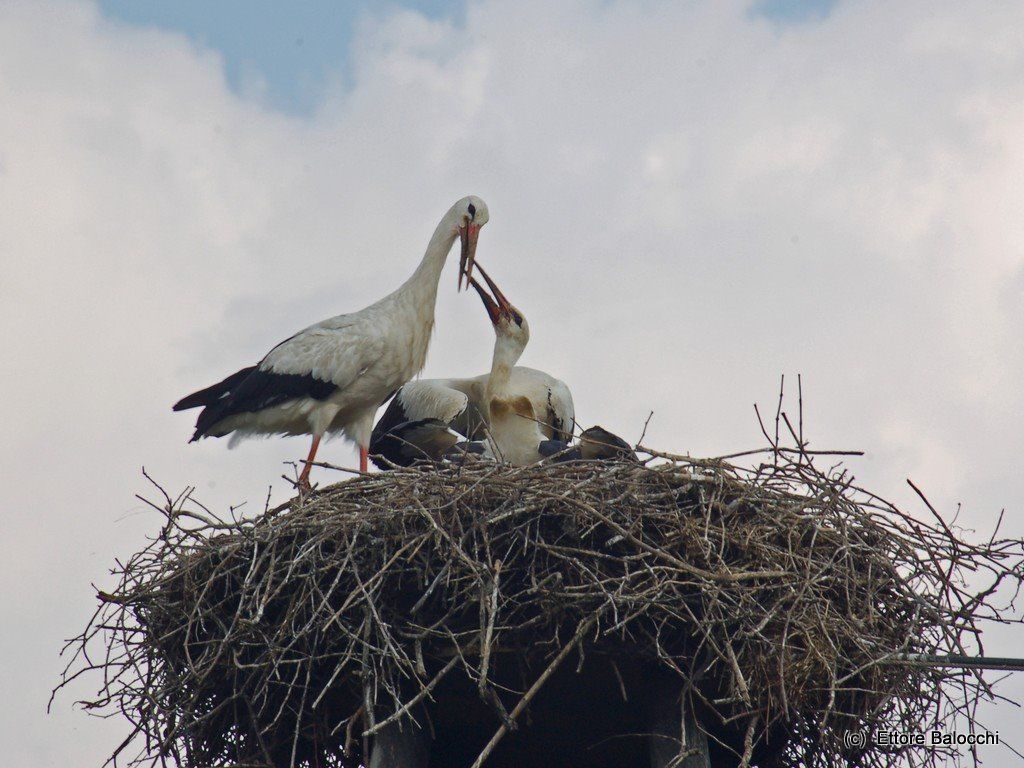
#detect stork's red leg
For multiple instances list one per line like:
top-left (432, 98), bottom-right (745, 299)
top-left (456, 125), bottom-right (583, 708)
top-left (298, 434), bottom-right (322, 489)
top-left (359, 446), bottom-right (368, 473)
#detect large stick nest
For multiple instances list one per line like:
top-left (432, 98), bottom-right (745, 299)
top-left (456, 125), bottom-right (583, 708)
top-left (58, 444), bottom-right (1024, 767)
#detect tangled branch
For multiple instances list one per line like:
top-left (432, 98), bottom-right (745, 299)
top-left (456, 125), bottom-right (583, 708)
top-left (55, 441), bottom-right (1024, 767)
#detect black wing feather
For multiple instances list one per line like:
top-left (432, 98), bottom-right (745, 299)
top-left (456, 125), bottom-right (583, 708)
top-left (173, 366), bottom-right (257, 411)
top-left (369, 418), bottom-right (459, 470)
top-left (546, 388), bottom-right (572, 443)
top-left (538, 439), bottom-right (582, 462)
top-left (369, 389), bottom-right (411, 451)
top-left (188, 367), bottom-right (338, 441)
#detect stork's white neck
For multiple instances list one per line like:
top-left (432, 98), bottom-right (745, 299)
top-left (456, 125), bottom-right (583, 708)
top-left (485, 334), bottom-right (526, 400)
top-left (483, 333), bottom-right (542, 465)
top-left (398, 215), bottom-right (460, 303)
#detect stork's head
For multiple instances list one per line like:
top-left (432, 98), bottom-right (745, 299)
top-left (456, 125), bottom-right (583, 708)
top-left (469, 263), bottom-right (530, 350)
top-left (452, 195), bottom-right (489, 290)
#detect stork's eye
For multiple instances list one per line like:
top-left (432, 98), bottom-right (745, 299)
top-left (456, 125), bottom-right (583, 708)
top-left (467, 203), bottom-right (476, 219)
top-left (512, 312), bottom-right (523, 327)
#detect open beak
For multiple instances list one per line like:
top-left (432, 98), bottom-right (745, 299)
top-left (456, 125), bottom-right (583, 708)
top-left (469, 275), bottom-right (501, 325)
top-left (458, 223), bottom-right (481, 291)
top-left (468, 262), bottom-right (513, 325)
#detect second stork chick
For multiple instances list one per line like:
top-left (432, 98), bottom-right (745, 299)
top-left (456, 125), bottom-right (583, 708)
top-left (370, 265), bottom-right (573, 467)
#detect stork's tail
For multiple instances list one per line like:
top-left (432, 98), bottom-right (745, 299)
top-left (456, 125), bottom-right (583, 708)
top-left (173, 366), bottom-right (256, 411)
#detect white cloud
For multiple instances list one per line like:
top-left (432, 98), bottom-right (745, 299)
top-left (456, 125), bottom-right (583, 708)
top-left (3, 0), bottom-right (1024, 763)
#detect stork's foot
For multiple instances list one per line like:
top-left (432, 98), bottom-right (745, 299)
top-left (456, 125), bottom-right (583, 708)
top-left (296, 465), bottom-right (317, 495)
top-left (295, 434), bottom-right (323, 494)
top-left (296, 464), bottom-right (321, 495)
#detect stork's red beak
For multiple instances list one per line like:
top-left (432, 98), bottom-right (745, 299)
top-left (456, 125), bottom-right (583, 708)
top-left (458, 223), bottom-right (481, 291)
top-left (468, 263), bottom-right (513, 326)
top-left (469, 275), bottom-right (501, 325)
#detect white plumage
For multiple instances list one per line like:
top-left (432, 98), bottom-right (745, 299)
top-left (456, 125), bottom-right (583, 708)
top-left (174, 195), bottom-right (488, 485)
top-left (371, 265), bottom-right (574, 467)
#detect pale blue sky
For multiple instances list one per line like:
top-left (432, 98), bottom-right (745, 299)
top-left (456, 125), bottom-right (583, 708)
top-left (97, 0), bottom-right (462, 112)
top-left (97, 0), bottom-right (838, 114)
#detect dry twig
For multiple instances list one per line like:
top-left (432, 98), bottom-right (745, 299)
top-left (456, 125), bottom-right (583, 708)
top-left (54, 439), bottom-right (1024, 768)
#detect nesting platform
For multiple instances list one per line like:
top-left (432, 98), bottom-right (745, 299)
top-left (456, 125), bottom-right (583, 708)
top-left (58, 448), bottom-right (1024, 767)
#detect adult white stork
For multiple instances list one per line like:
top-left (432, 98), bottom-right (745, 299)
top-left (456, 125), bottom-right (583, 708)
top-left (370, 264), bottom-right (574, 467)
top-left (173, 195), bottom-right (488, 487)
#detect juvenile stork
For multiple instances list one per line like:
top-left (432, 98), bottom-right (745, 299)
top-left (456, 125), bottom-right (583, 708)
top-left (173, 196), bottom-right (488, 487)
top-left (538, 425), bottom-right (638, 462)
top-left (370, 265), bottom-right (574, 467)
